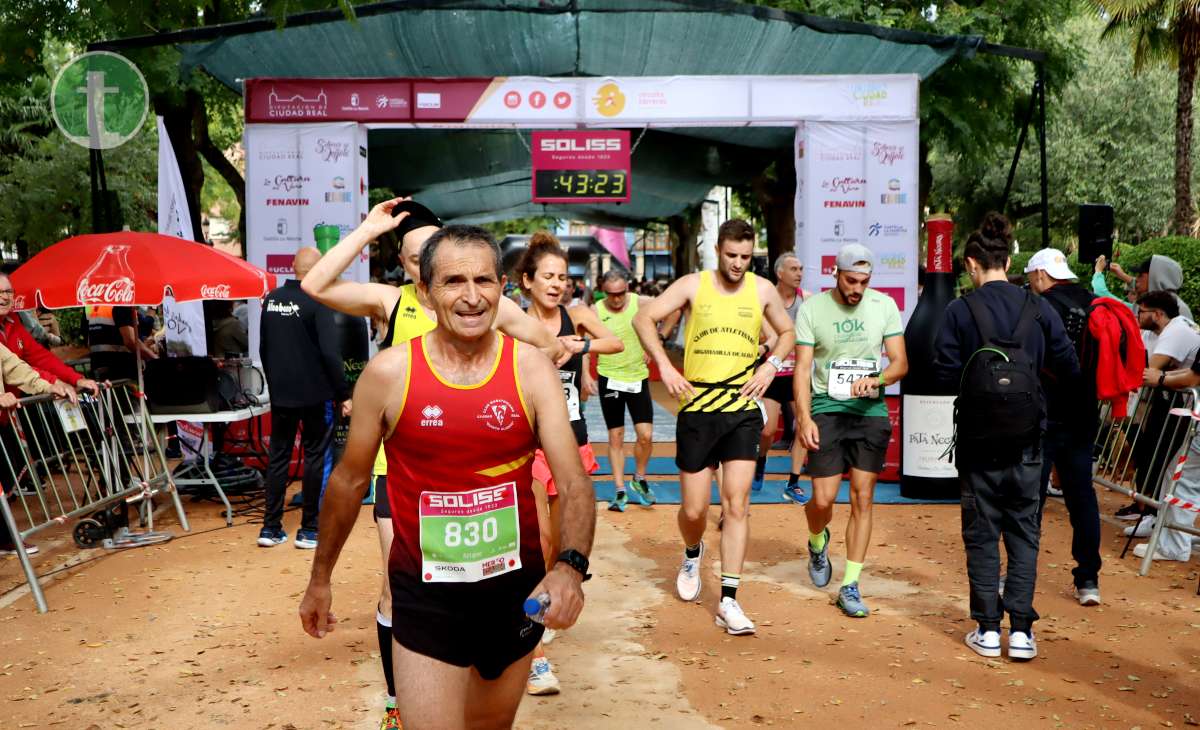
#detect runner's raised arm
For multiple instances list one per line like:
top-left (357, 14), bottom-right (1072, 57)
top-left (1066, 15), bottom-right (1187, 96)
top-left (301, 198), bottom-right (412, 325)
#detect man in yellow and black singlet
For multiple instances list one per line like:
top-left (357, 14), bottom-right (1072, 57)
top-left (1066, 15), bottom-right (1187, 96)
top-left (634, 220), bottom-right (795, 636)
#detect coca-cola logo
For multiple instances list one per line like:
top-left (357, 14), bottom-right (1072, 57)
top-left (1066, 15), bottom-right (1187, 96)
top-left (315, 138), bottom-right (350, 163)
top-left (265, 174), bottom-right (309, 192)
top-left (821, 176), bottom-right (865, 195)
top-left (872, 143), bottom-right (904, 166)
top-left (77, 278), bottom-right (134, 305)
top-left (200, 284), bottom-right (232, 299)
top-left (12, 294), bottom-right (25, 309)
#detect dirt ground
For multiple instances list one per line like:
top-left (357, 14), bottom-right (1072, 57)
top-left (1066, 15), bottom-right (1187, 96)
top-left (2, 471), bottom-right (1198, 729)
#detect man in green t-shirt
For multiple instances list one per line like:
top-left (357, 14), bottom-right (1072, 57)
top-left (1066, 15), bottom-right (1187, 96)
top-left (793, 243), bottom-right (908, 619)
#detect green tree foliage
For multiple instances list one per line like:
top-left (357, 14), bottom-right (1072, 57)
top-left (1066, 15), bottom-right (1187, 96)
top-left (747, 0), bottom-right (1081, 185)
top-left (933, 13), bottom-right (1183, 248)
top-left (1093, 0), bottom-right (1200, 235)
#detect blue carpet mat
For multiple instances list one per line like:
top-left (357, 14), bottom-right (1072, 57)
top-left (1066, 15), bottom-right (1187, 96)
top-left (595, 455), bottom-right (798, 476)
top-left (593, 480), bottom-right (957, 505)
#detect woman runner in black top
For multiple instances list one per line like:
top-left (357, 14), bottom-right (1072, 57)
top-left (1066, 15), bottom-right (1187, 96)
top-left (515, 231), bottom-right (624, 696)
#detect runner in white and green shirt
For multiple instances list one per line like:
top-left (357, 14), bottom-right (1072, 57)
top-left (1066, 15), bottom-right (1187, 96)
top-left (793, 243), bottom-right (908, 618)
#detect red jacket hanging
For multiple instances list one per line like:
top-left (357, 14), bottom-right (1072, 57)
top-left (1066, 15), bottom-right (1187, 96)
top-left (1088, 298), bottom-right (1145, 419)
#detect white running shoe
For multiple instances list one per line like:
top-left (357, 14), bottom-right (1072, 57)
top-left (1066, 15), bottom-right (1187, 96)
top-left (1046, 485), bottom-right (1063, 498)
top-left (715, 596), bottom-right (756, 636)
top-left (526, 657), bottom-right (561, 696)
top-left (541, 627), bottom-right (557, 646)
top-left (1074, 584), bottom-right (1101, 606)
top-left (676, 542), bottom-right (704, 601)
top-left (964, 628), bottom-right (1001, 658)
top-left (1132, 543), bottom-right (1186, 561)
top-left (1008, 631), bottom-right (1037, 661)
top-left (1123, 518), bottom-right (1155, 538)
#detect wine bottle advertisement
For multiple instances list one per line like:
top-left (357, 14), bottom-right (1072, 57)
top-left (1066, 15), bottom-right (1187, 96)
top-left (901, 394), bottom-right (957, 478)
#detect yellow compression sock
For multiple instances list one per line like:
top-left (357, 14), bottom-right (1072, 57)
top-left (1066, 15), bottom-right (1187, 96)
top-left (843, 560), bottom-right (863, 586)
top-left (808, 530), bottom-right (827, 552)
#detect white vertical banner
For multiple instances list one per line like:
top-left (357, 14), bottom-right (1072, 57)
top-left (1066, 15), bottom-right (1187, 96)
top-left (863, 121), bottom-right (919, 322)
top-left (795, 120), bottom-right (918, 323)
top-left (792, 124), bottom-right (805, 260)
top-left (157, 117), bottom-right (208, 358)
top-left (245, 122), bottom-right (370, 363)
top-left (802, 121), bottom-right (867, 291)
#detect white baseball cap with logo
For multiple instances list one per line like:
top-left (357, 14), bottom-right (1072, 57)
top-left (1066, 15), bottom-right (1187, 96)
top-left (835, 243), bottom-right (874, 275)
top-left (1023, 248), bottom-right (1077, 281)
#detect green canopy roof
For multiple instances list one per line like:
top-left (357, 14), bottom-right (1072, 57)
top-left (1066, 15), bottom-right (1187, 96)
top-left (169, 0), bottom-right (990, 224)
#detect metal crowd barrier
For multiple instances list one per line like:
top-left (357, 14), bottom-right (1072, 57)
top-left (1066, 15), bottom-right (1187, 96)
top-left (1092, 385), bottom-right (1200, 580)
top-left (0, 380), bottom-right (189, 613)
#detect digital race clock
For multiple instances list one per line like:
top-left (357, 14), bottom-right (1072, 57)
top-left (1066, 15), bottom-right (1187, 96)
top-left (531, 131), bottom-right (631, 204)
top-left (533, 169), bottom-right (628, 200)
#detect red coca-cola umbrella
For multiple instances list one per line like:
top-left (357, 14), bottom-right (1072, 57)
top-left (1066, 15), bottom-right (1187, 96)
top-left (10, 232), bottom-right (275, 310)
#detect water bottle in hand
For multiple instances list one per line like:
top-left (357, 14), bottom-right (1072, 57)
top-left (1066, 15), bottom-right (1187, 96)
top-left (524, 592), bottom-right (551, 624)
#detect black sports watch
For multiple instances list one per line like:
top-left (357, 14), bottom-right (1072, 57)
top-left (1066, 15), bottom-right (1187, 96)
top-left (556, 549), bottom-right (591, 581)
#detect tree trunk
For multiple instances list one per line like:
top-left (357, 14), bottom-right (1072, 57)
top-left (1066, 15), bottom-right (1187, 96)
top-left (1172, 25), bottom-right (1198, 235)
top-left (750, 153), bottom-right (796, 269)
top-left (668, 208), bottom-right (700, 276)
top-left (192, 90), bottom-right (247, 251)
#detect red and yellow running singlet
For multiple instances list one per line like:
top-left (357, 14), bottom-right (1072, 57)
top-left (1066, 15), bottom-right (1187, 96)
top-left (384, 333), bottom-right (542, 583)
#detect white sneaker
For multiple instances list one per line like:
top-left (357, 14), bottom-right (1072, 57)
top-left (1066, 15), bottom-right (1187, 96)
top-left (676, 542), bottom-right (703, 601)
top-left (541, 627), bottom-right (557, 646)
top-left (1123, 518), bottom-right (1155, 538)
top-left (526, 657), bottom-right (560, 696)
top-left (1132, 543), bottom-right (1186, 561)
top-left (964, 628), bottom-right (1001, 658)
top-left (1008, 631), bottom-right (1037, 661)
top-left (1046, 485), bottom-right (1063, 498)
top-left (1074, 584), bottom-right (1101, 606)
top-left (715, 596), bottom-right (756, 636)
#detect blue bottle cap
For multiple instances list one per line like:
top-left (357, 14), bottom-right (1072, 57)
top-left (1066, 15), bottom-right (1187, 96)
top-left (523, 597), bottom-right (543, 616)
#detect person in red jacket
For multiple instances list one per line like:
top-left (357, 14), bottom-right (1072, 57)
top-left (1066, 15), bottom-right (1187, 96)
top-left (0, 273), bottom-right (100, 396)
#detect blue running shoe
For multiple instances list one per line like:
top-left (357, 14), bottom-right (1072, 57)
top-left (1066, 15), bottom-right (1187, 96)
top-left (808, 528), bottom-right (832, 587)
top-left (294, 529), bottom-right (318, 550)
top-left (782, 483), bottom-right (809, 505)
top-left (837, 582), bottom-right (870, 618)
top-left (608, 491), bottom-right (628, 512)
top-left (751, 476), bottom-right (764, 493)
top-left (629, 478), bottom-right (657, 506)
top-left (257, 527), bottom-right (287, 547)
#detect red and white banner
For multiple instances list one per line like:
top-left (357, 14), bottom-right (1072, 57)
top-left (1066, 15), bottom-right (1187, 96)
top-left (245, 122), bottom-right (370, 363)
top-left (245, 75), bottom-right (919, 126)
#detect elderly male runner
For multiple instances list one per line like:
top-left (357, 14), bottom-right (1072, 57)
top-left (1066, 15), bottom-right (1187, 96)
top-left (794, 243), bottom-right (908, 618)
top-left (302, 199), bottom-right (563, 728)
top-left (633, 219), bottom-right (795, 635)
top-left (299, 226), bottom-right (595, 729)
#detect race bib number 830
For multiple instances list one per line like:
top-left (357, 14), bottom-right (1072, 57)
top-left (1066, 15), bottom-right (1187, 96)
top-left (419, 482), bottom-right (522, 583)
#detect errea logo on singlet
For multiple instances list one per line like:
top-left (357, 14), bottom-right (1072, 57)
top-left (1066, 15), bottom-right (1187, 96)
top-left (421, 405), bottom-right (444, 427)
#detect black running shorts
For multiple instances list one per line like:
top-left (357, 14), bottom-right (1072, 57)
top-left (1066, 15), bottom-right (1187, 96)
top-left (763, 374), bottom-right (794, 405)
top-left (805, 412), bottom-right (891, 478)
top-left (372, 474), bottom-right (390, 521)
top-left (675, 409), bottom-right (762, 473)
top-left (598, 376), bottom-right (654, 430)
top-left (390, 567), bottom-right (545, 680)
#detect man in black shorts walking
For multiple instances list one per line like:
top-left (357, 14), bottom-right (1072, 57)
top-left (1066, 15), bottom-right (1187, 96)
top-left (635, 220), bottom-right (795, 635)
top-left (594, 270), bottom-right (658, 510)
top-left (300, 227), bottom-right (595, 728)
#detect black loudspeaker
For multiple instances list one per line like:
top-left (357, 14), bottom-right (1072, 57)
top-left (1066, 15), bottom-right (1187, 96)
top-left (1078, 204), bottom-right (1114, 265)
